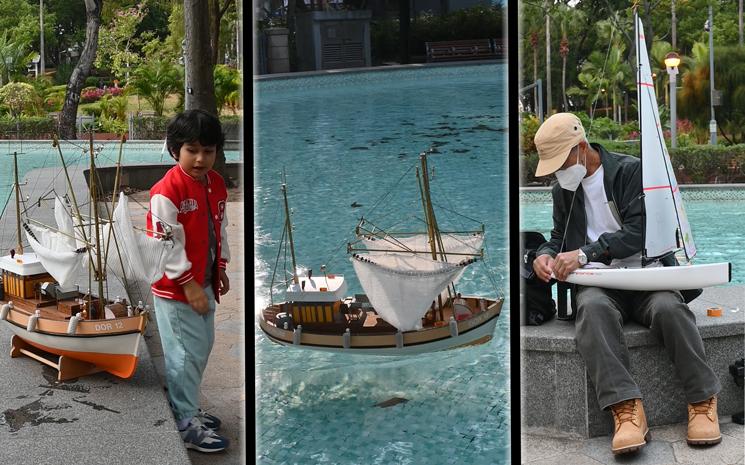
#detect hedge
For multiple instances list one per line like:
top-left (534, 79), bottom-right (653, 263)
top-left (0, 116), bottom-right (57, 139)
top-left (522, 142), bottom-right (745, 185)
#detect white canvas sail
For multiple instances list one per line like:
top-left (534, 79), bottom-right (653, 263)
top-left (103, 193), bottom-right (172, 285)
top-left (360, 233), bottom-right (483, 259)
top-left (351, 253), bottom-right (469, 331)
top-left (636, 16), bottom-right (697, 260)
top-left (24, 224), bottom-right (86, 288)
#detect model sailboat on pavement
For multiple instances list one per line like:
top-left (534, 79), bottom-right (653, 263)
top-left (0, 135), bottom-right (173, 380)
top-left (564, 13), bottom-right (730, 290)
top-left (259, 151), bottom-right (503, 355)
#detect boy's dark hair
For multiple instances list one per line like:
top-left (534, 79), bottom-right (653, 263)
top-left (166, 109), bottom-right (225, 160)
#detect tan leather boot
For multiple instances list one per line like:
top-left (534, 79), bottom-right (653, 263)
top-left (610, 398), bottom-right (650, 454)
top-left (687, 396), bottom-right (721, 445)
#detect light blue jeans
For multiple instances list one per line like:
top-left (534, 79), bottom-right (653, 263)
top-left (153, 286), bottom-right (216, 422)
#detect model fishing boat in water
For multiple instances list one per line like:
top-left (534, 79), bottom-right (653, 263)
top-left (564, 13), bottom-right (730, 290)
top-left (0, 135), bottom-right (173, 380)
top-left (259, 152), bottom-right (503, 355)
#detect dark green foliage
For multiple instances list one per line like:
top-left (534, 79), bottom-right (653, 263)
top-left (0, 115), bottom-right (55, 139)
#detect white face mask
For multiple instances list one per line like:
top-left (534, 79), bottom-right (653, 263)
top-left (555, 150), bottom-right (587, 191)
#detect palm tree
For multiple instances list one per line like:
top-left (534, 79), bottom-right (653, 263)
top-left (0, 32), bottom-right (33, 86)
top-left (649, 40), bottom-right (672, 107)
top-left (129, 60), bottom-right (182, 116)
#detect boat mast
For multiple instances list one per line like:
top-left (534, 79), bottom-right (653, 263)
top-left (635, 9), bottom-right (647, 264)
top-left (13, 152), bottom-right (23, 254)
top-left (419, 152), bottom-right (450, 319)
top-left (89, 133), bottom-right (105, 316)
top-left (281, 182), bottom-right (298, 284)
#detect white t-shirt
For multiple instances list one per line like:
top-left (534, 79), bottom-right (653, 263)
top-left (582, 166), bottom-right (620, 242)
top-left (581, 166), bottom-right (644, 268)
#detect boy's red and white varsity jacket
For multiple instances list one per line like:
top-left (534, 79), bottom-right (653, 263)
top-left (147, 165), bottom-right (230, 304)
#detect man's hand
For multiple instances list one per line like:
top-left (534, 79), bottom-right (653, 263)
top-left (552, 249), bottom-right (581, 281)
top-left (219, 269), bottom-right (230, 296)
top-left (183, 279), bottom-right (210, 314)
top-left (532, 254), bottom-right (555, 283)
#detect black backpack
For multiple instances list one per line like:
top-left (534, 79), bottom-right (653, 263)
top-left (520, 231), bottom-right (557, 326)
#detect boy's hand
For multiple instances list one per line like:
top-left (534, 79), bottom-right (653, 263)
top-left (183, 279), bottom-right (210, 314)
top-left (219, 269), bottom-right (230, 295)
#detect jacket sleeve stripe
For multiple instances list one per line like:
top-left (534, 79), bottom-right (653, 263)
top-left (150, 193), bottom-right (193, 282)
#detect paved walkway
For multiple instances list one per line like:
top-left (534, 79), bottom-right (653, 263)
top-left (522, 420), bottom-right (744, 464)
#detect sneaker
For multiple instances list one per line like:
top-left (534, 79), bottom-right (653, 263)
top-left (197, 409), bottom-right (222, 431)
top-left (179, 417), bottom-right (229, 453)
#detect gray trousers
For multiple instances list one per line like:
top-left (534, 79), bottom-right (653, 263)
top-left (574, 286), bottom-right (721, 410)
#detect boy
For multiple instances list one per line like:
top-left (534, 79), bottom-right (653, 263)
top-left (147, 109), bottom-right (231, 453)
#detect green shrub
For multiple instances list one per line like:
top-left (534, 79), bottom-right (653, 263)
top-left (54, 63), bottom-right (74, 85)
top-left (0, 116), bottom-right (56, 139)
top-left (0, 82), bottom-right (39, 118)
top-left (79, 102), bottom-right (103, 117)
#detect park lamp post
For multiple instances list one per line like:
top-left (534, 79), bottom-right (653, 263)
top-left (4, 56), bottom-right (12, 84)
top-left (705, 7), bottom-right (717, 145)
top-left (664, 52), bottom-right (680, 148)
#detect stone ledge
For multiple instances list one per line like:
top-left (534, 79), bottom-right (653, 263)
top-left (521, 286), bottom-right (745, 438)
top-left (522, 286), bottom-right (745, 352)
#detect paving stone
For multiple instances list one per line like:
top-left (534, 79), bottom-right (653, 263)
top-left (521, 434), bottom-right (583, 463)
top-left (671, 434), bottom-right (744, 464)
top-left (581, 435), bottom-right (676, 465)
top-left (525, 452), bottom-right (605, 465)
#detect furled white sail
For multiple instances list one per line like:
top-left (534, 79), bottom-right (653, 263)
top-left (24, 224), bottom-right (86, 288)
top-left (103, 193), bottom-right (172, 285)
top-left (53, 196), bottom-right (77, 250)
top-left (636, 16), bottom-right (696, 260)
top-left (360, 233), bottom-right (483, 259)
top-left (351, 253), bottom-right (469, 331)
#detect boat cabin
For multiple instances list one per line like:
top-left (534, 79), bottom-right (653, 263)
top-left (0, 253), bottom-right (53, 300)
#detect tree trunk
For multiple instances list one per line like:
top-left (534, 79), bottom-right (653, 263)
top-left (533, 43), bottom-right (538, 112)
top-left (184, 0), bottom-right (226, 180)
top-left (58, 0), bottom-right (102, 140)
top-left (210, 0), bottom-right (234, 65)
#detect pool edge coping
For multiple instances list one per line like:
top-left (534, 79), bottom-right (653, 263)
top-left (252, 59), bottom-right (506, 81)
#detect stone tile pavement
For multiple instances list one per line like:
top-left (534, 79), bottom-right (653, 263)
top-left (522, 419), bottom-right (744, 464)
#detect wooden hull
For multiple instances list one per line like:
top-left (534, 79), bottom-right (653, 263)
top-left (259, 296), bottom-right (503, 355)
top-left (2, 301), bottom-right (147, 379)
top-left (565, 262), bottom-right (731, 291)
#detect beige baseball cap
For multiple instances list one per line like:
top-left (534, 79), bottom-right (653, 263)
top-left (533, 113), bottom-right (586, 177)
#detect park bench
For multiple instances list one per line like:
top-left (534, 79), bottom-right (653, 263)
top-left (425, 38), bottom-right (505, 63)
top-left (521, 286), bottom-right (745, 438)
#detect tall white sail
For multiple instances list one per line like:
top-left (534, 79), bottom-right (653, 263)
top-left (360, 232), bottom-right (483, 259)
top-left (636, 15), bottom-right (696, 260)
top-left (351, 253), bottom-right (470, 331)
top-left (103, 193), bottom-right (172, 285)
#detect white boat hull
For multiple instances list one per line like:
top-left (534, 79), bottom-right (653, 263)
top-left (5, 322), bottom-right (142, 378)
top-left (565, 262), bottom-right (731, 291)
top-left (259, 297), bottom-right (502, 356)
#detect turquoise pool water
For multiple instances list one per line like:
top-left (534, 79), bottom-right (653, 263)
top-left (520, 189), bottom-right (745, 284)
top-left (0, 140), bottom-right (241, 213)
top-left (255, 64), bottom-right (510, 465)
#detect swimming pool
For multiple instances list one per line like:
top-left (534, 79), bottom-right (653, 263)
top-left (520, 187), bottom-right (745, 284)
top-left (255, 63), bottom-right (510, 465)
